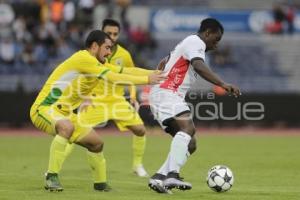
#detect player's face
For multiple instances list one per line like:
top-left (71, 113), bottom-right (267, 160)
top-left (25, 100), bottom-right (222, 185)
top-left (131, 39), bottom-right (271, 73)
top-left (103, 25), bottom-right (120, 45)
top-left (205, 29), bottom-right (223, 51)
top-left (97, 38), bottom-right (112, 63)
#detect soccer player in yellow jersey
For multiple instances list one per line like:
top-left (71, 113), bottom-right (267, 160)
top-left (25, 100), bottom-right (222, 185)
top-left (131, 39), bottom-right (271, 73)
top-left (30, 30), bottom-right (164, 192)
top-left (77, 19), bottom-right (152, 177)
top-left (103, 19), bottom-right (149, 176)
top-left (65, 19), bottom-right (152, 176)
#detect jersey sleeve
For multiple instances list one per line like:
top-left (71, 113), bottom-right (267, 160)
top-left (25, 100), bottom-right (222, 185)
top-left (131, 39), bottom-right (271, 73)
top-left (101, 71), bottom-right (149, 85)
top-left (105, 63), bottom-right (123, 73)
top-left (122, 67), bottom-right (154, 76)
top-left (77, 58), bottom-right (111, 78)
top-left (183, 36), bottom-right (206, 62)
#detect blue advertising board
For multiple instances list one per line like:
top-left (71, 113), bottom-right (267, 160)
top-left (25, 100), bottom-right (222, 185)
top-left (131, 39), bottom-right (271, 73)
top-left (150, 9), bottom-right (300, 33)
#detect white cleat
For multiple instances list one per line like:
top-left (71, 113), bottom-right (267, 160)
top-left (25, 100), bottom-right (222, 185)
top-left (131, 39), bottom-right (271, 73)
top-left (133, 165), bottom-right (149, 177)
top-left (163, 177), bottom-right (192, 191)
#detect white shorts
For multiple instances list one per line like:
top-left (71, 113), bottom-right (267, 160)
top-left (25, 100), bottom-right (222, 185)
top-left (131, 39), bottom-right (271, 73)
top-left (149, 88), bottom-right (190, 130)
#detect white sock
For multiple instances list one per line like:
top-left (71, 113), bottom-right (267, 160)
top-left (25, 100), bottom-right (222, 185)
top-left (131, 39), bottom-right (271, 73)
top-left (168, 131), bottom-right (191, 173)
top-left (157, 153), bottom-right (171, 176)
top-left (182, 151), bottom-right (191, 167)
top-left (156, 151), bottom-right (191, 176)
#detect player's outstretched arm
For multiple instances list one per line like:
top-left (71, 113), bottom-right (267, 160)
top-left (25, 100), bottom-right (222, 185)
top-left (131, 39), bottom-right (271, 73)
top-left (101, 71), bottom-right (165, 85)
top-left (192, 58), bottom-right (241, 97)
top-left (122, 67), bottom-right (157, 76)
top-left (105, 62), bottom-right (158, 76)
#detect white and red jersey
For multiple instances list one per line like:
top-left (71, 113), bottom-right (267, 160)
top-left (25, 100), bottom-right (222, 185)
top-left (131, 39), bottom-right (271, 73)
top-left (152, 35), bottom-right (206, 98)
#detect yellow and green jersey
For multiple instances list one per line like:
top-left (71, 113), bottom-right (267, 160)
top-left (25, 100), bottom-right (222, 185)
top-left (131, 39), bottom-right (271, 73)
top-left (32, 50), bottom-right (122, 114)
top-left (92, 44), bottom-right (136, 102)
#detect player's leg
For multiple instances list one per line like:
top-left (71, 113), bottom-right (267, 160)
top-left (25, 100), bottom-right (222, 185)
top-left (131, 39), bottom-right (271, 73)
top-left (113, 100), bottom-right (149, 177)
top-left (48, 119), bottom-right (74, 171)
top-left (148, 91), bottom-right (195, 192)
top-left (149, 116), bottom-right (195, 192)
top-left (126, 124), bottom-right (149, 177)
top-left (151, 136), bottom-right (196, 177)
top-left (147, 91), bottom-right (188, 193)
top-left (75, 129), bottom-right (111, 192)
top-left (47, 141), bottom-right (75, 187)
top-left (62, 142), bottom-right (75, 163)
top-left (30, 106), bottom-right (74, 191)
top-left (149, 121), bottom-right (179, 184)
top-left (57, 104), bottom-right (101, 181)
top-left (45, 119), bottom-right (75, 191)
top-left (162, 112), bottom-right (195, 190)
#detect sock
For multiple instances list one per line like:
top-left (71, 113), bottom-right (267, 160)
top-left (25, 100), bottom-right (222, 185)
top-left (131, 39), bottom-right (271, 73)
top-left (157, 153), bottom-right (171, 176)
top-left (132, 135), bottom-right (146, 168)
top-left (47, 135), bottom-right (69, 173)
top-left (64, 143), bottom-right (75, 158)
top-left (181, 151), bottom-right (191, 169)
top-left (86, 151), bottom-right (107, 183)
top-left (168, 131), bottom-right (192, 173)
top-left (157, 149), bottom-right (191, 176)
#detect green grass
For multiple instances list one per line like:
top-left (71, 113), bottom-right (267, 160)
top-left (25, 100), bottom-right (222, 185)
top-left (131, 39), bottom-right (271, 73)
top-left (0, 131), bottom-right (300, 200)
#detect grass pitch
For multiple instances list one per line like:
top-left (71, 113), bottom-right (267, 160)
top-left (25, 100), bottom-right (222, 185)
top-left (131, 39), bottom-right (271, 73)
top-left (0, 128), bottom-right (299, 200)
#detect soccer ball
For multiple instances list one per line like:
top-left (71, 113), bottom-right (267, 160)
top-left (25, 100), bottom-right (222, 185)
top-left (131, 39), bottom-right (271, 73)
top-left (206, 165), bottom-right (234, 192)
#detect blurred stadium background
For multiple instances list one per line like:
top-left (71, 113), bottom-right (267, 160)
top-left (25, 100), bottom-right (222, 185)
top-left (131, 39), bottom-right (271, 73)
top-left (1, 1), bottom-right (300, 200)
top-left (1, 0), bottom-right (300, 128)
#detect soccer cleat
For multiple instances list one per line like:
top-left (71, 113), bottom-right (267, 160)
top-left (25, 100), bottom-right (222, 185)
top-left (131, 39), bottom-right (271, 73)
top-left (163, 172), bottom-right (192, 191)
top-left (148, 173), bottom-right (172, 194)
top-left (94, 182), bottom-right (112, 192)
top-left (44, 173), bottom-right (63, 192)
top-left (133, 165), bottom-right (149, 177)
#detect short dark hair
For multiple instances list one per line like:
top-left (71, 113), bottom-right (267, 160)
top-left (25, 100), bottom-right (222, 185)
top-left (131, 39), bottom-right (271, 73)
top-left (101, 18), bottom-right (121, 31)
top-left (85, 30), bottom-right (110, 48)
top-left (198, 18), bottom-right (224, 34)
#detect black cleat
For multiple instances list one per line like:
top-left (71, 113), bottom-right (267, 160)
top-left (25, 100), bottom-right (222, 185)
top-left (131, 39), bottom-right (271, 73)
top-left (151, 173), bottom-right (167, 180)
top-left (44, 173), bottom-right (63, 192)
top-left (94, 182), bottom-right (112, 192)
top-left (163, 172), bottom-right (192, 191)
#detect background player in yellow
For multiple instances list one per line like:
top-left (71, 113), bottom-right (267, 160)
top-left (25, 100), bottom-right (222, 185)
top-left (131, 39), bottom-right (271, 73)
top-left (84, 19), bottom-right (151, 177)
top-left (65, 19), bottom-right (152, 177)
top-left (30, 30), bottom-right (164, 192)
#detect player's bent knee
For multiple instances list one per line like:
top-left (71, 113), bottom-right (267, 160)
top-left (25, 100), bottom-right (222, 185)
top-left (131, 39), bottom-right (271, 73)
top-left (189, 127), bottom-right (196, 136)
top-left (55, 120), bottom-right (74, 139)
top-left (181, 127), bottom-right (196, 137)
top-left (128, 125), bottom-right (146, 137)
top-left (89, 142), bottom-right (104, 153)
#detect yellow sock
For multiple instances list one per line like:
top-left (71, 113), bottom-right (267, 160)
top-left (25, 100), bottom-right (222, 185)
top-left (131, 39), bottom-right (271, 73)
top-left (132, 135), bottom-right (146, 168)
top-left (86, 151), bottom-right (107, 183)
top-left (64, 143), bottom-right (75, 159)
top-left (48, 135), bottom-right (68, 173)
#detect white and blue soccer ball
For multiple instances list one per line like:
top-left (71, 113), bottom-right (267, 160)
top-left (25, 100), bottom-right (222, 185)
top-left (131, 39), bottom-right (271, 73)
top-left (206, 165), bottom-right (234, 192)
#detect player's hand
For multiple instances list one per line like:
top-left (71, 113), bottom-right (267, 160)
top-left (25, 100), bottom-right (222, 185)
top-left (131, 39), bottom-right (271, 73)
top-left (148, 71), bottom-right (166, 85)
top-left (130, 98), bottom-right (140, 111)
top-left (154, 70), bottom-right (163, 74)
top-left (221, 83), bottom-right (241, 97)
top-left (79, 98), bottom-right (94, 112)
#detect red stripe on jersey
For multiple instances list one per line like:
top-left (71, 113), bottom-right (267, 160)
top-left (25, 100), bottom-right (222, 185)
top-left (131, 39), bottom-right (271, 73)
top-left (159, 56), bottom-right (189, 92)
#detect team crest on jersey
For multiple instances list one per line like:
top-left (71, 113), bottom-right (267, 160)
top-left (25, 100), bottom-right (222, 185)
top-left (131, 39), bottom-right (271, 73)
top-left (115, 58), bottom-right (123, 66)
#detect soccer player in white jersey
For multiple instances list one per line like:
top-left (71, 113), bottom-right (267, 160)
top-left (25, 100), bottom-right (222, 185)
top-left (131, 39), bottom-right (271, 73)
top-left (148, 18), bottom-right (241, 193)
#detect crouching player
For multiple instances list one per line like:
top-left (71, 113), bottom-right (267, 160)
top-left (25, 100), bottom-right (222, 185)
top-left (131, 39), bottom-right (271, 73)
top-left (30, 30), bottom-right (164, 192)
